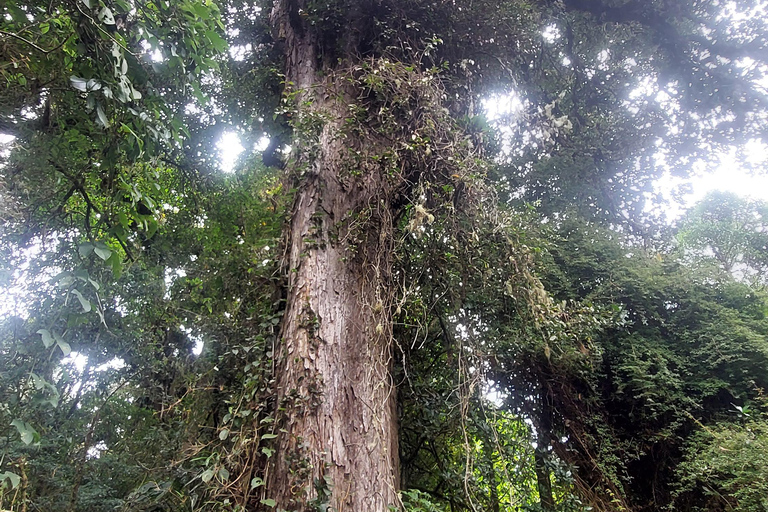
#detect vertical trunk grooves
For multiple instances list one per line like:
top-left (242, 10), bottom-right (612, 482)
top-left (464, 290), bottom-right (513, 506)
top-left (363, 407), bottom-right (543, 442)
top-left (267, 2), bottom-right (400, 510)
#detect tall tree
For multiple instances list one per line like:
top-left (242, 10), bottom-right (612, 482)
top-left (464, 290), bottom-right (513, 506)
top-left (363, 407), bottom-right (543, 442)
top-left (3, 1), bottom-right (768, 511)
top-left (262, 1), bottom-right (538, 508)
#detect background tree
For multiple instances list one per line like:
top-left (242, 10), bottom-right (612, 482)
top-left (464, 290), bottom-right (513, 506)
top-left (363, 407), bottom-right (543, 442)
top-left (678, 190), bottom-right (768, 280)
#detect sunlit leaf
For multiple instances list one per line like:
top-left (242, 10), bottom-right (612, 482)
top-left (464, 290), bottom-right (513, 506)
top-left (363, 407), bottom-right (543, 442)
top-left (37, 329), bottom-right (54, 348)
top-left (206, 30), bottom-right (227, 53)
top-left (99, 6), bottom-right (115, 25)
top-left (57, 339), bottom-right (72, 356)
top-left (71, 289), bottom-right (92, 312)
top-left (11, 419), bottom-right (38, 445)
top-left (96, 104), bottom-right (110, 127)
top-left (94, 242), bottom-right (112, 261)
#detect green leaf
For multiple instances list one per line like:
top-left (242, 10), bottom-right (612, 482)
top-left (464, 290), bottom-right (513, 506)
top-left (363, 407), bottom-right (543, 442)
top-left (0, 471), bottom-right (21, 489)
top-left (79, 242), bottom-right (95, 258)
top-left (261, 433), bottom-right (278, 440)
top-left (40, 22), bottom-right (50, 34)
top-left (107, 251), bottom-right (122, 277)
top-left (201, 468), bottom-right (215, 483)
top-left (99, 6), bottom-right (116, 25)
top-left (250, 477), bottom-right (265, 489)
top-left (11, 419), bottom-right (38, 445)
top-left (260, 499), bottom-right (276, 508)
top-left (70, 76), bottom-right (101, 93)
top-left (206, 30), bottom-right (228, 53)
top-left (94, 242), bottom-right (112, 261)
top-left (217, 467), bottom-right (230, 481)
top-left (56, 271), bottom-right (75, 287)
top-left (192, 2), bottom-right (211, 20)
top-left (71, 289), bottom-right (92, 312)
top-left (57, 339), bottom-right (72, 356)
top-left (37, 329), bottom-right (55, 348)
top-left (30, 372), bottom-right (46, 390)
top-left (219, 428), bottom-right (229, 440)
top-left (96, 104), bottom-right (110, 127)
top-left (70, 76), bottom-right (88, 92)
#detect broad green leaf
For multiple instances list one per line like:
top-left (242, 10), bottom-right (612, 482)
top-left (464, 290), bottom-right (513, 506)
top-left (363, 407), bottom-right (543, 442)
top-left (56, 272), bottom-right (75, 286)
top-left (0, 471), bottom-right (21, 489)
top-left (94, 242), bottom-right (112, 261)
top-left (71, 289), bottom-right (92, 312)
top-left (107, 251), bottom-right (122, 277)
top-left (79, 242), bottom-right (95, 258)
top-left (69, 76), bottom-right (87, 92)
top-left (217, 467), bottom-right (230, 481)
top-left (11, 419), bottom-right (38, 445)
top-left (30, 372), bottom-right (45, 390)
top-left (260, 499), bottom-right (276, 508)
top-left (219, 428), bottom-right (229, 440)
top-left (99, 6), bottom-right (115, 24)
top-left (70, 76), bottom-right (101, 92)
top-left (201, 468), bottom-right (215, 483)
top-left (206, 30), bottom-right (228, 53)
top-left (250, 477), bottom-right (265, 489)
top-left (57, 339), bottom-right (72, 356)
top-left (51, 332), bottom-right (72, 356)
top-left (37, 329), bottom-right (55, 348)
top-left (192, 3), bottom-right (211, 20)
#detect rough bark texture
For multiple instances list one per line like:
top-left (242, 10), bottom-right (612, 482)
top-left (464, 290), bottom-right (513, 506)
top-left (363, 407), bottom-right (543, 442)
top-left (266, 1), bottom-right (400, 510)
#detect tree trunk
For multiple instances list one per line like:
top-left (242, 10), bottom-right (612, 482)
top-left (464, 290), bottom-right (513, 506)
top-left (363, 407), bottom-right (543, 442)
top-left (266, 2), bottom-right (400, 510)
top-left (535, 386), bottom-right (555, 511)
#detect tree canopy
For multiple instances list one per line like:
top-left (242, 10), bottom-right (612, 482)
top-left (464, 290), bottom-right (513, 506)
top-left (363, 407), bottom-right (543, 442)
top-left (1, 1), bottom-right (768, 511)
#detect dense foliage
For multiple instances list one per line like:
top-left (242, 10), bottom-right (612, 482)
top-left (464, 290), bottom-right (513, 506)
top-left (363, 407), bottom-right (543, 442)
top-left (1, 0), bottom-right (767, 511)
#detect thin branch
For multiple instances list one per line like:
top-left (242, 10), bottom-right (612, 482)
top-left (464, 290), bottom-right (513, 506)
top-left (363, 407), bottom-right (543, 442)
top-left (71, 1), bottom-right (138, 57)
top-left (0, 30), bottom-right (69, 55)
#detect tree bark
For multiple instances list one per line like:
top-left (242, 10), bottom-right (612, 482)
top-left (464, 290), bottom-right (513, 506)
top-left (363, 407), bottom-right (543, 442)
top-left (266, 2), bottom-right (400, 510)
top-left (535, 386), bottom-right (555, 512)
